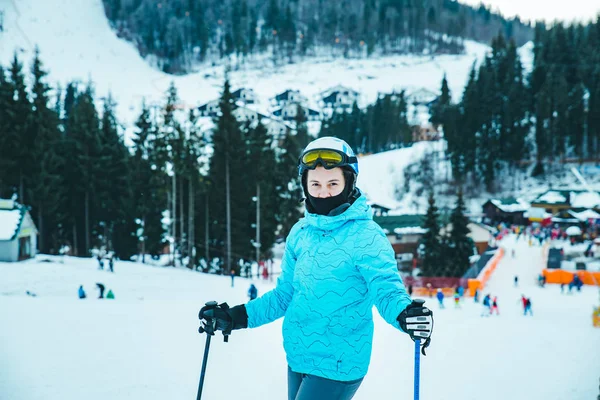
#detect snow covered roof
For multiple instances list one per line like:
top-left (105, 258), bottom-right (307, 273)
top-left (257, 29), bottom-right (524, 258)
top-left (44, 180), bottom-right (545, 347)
top-left (524, 207), bottom-right (552, 219)
top-left (488, 198), bottom-right (529, 213)
top-left (533, 190), bottom-right (600, 208)
top-left (568, 209), bottom-right (600, 221)
top-left (393, 227), bottom-right (426, 235)
top-left (0, 205), bottom-right (25, 241)
top-left (534, 190), bottom-right (568, 204)
top-left (374, 214), bottom-right (425, 235)
top-left (570, 191), bottom-right (600, 209)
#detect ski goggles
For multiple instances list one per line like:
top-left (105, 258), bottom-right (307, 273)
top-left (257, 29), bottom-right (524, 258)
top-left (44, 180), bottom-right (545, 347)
top-left (300, 149), bottom-right (357, 170)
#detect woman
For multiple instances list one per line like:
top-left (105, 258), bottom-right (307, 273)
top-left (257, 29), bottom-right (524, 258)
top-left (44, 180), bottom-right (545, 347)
top-left (199, 137), bottom-right (433, 400)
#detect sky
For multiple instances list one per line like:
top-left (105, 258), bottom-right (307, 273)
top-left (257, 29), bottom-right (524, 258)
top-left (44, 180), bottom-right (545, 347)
top-left (459, 0), bottom-right (600, 23)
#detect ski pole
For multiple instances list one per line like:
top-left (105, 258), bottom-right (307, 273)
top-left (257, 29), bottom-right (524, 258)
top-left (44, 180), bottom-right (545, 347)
top-left (197, 301), bottom-right (218, 400)
top-left (414, 338), bottom-right (421, 400)
top-left (196, 332), bottom-right (212, 400)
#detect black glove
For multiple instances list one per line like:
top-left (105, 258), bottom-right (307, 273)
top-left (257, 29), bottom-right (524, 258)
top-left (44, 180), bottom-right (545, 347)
top-left (397, 299), bottom-right (433, 355)
top-left (198, 301), bottom-right (248, 338)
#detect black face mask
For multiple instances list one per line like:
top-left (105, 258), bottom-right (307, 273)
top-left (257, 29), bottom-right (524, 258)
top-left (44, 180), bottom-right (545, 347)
top-left (307, 190), bottom-right (349, 216)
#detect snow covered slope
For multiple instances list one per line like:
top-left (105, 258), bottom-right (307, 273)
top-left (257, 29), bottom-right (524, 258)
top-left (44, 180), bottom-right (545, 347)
top-left (458, 0), bottom-right (599, 23)
top-left (0, 0), bottom-right (489, 138)
top-left (1, 236), bottom-right (599, 400)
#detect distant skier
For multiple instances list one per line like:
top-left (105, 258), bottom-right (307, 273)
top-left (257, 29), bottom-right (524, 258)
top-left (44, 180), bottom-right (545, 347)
top-left (512, 249), bottom-right (516, 258)
top-left (491, 296), bottom-right (499, 315)
top-left (457, 285), bottom-right (464, 297)
top-left (97, 254), bottom-right (104, 270)
top-left (481, 294), bottom-right (491, 317)
top-left (474, 288), bottom-right (480, 303)
top-left (230, 269), bottom-right (236, 287)
top-left (108, 254), bottom-right (114, 273)
top-left (78, 285), bottom-right (86, 299)
top-left (96, 283), bottom-right (105, 299)
top-left (437, 288), bottom-right (445, 309)
top-left (514, 275), bottom-right (519, 287)
top-left (248, 284), bottom-right (258, 301)
top-left (453, 292), bottom-right (461, 308)
top-left (521, 295), bottom-right (532, 316)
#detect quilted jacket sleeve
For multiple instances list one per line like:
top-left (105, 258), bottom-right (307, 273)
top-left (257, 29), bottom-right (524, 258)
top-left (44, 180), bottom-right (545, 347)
top-left (245, 224), bottom-right (299, 328)
top-left (355, 222), bottom-right (412, 331)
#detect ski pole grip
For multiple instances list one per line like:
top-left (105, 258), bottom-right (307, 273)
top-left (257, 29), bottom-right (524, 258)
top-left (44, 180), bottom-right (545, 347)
top-left (205, 301), bottom-right (218, 307)
top-left (412, 299), bottom-right (425, 306)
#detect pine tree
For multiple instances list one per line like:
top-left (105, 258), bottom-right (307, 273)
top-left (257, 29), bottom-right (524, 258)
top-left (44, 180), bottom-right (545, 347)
top-left (420, 191), bottom-right (444, 277)
top-left (276, 128), bottom-right (308, 238)
top-left (8, 52), bottom-right (31, 202)
top-left (97, 94), bottom-right (137, 259)
top-left (209, 79), bottom-right (247, 272)
top-left (67, 83), bottom-right (103, 255)
top-left (135, 102), bottom-right (168, 259)
top-left (0, 65), bottom-right (18, 198)
top-left (447, 190), bottom-right (472, 277)
top-left (27, 48), bottom-right (65, 253)
top-left (430, 74), bottom-right (450, 127)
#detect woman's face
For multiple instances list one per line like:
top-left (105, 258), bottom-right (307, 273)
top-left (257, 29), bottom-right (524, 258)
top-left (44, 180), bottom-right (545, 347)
top-left (306, 166), bottom-right (345, 198)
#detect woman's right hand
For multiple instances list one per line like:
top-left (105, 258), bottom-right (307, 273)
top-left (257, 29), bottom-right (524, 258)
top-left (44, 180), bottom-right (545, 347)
top-left (198, 302), bottom-right (248, 335)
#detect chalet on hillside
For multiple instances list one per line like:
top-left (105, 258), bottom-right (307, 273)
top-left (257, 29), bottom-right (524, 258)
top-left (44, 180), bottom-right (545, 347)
top-left (266, 119), bottom-right (293, 140)
top-left (531, 189), bottom-right (600, 215)
top-left (197, 99), bottom-right (220, 117)
top-left (0, 199), bottom-right (38, 262)
top-left (320, 85), bottom-right (360, 110)
top-left (411, 123), bottom-right (439, 142)
top-left (233, 105), bottom-right (268, 124)
top-left (272, 103), bottom-right (321, 122)
top-left (231, 88), bottom-right (257, 104)
top-left (374, 214), bottom-right (426, 257)
top-left (406, 88), bottom-right (439, 106)
top-left (271, 89), bottom-right (308, 106)
top-left (482, 198), bottom-right (529, 225)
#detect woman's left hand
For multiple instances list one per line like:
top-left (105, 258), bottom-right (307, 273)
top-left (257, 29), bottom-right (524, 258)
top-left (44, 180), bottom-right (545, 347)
top-left (397, 299), bottom-right (433, 342)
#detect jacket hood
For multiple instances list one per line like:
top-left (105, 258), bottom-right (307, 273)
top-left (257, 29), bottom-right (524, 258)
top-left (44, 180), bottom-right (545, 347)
top-left (304, 190), bottom-right (372, 231)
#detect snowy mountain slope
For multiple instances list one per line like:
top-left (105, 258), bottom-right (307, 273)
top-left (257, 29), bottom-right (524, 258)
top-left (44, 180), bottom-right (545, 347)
top-left (0, 0), bottom-right (492, 139)
top-left (458, 0), bottom-right (599, 23)
top-left (1, 236), bottom-right (599, 400)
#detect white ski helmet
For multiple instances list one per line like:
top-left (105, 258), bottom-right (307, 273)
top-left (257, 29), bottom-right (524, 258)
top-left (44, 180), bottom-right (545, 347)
top-left (297, 137), bottom-right (359, 177)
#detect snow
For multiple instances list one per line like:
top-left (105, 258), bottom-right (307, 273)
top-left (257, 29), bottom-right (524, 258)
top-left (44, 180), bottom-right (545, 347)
top-left (357, 141), bottom-right (447, 214)
top-left (537, 191), bottom-right (567, 204)
top-left (1, 237), bottom-right (599, 400)
top-left (393, 227), bottom-right (427, 235)
top-left (0, 209), bottom-right (22, 241)
top-left (0, 0), bottom-right (489, 143)
top-left (458, 0), bottom-right (599, 23)
top-left (569, 209), bottom-right (600, 221)
top-left (491, 199), bottom-right (529, 213)
top-left (571, 191), bottom-right (600, 209)
top-left (566, 226), bottom-right (583, 236)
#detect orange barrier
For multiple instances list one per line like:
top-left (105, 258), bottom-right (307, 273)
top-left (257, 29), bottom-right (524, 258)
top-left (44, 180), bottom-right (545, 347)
top-left (468, 248), bottom-right (505, 297)
top-left (412, 287), bottom-right (456, 297)
top-left (542, 269), bottom-right (600, 286)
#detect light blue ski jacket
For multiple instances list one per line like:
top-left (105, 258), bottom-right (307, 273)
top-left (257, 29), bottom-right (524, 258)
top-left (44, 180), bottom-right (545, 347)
top-left (245, 193), bottom-right (412, 381)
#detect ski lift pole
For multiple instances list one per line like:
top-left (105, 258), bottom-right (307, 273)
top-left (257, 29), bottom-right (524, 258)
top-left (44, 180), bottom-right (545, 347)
top-left (414, 338), bottom-right (421, 400)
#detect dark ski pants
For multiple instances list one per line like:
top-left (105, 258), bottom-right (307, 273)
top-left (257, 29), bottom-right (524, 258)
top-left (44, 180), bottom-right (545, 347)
top-left (287, 367), bottom-right (363, 400)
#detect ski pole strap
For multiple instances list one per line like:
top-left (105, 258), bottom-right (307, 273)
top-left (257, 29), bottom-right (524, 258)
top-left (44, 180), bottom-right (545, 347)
top-left (414, 338), bottom-right (421, 400)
